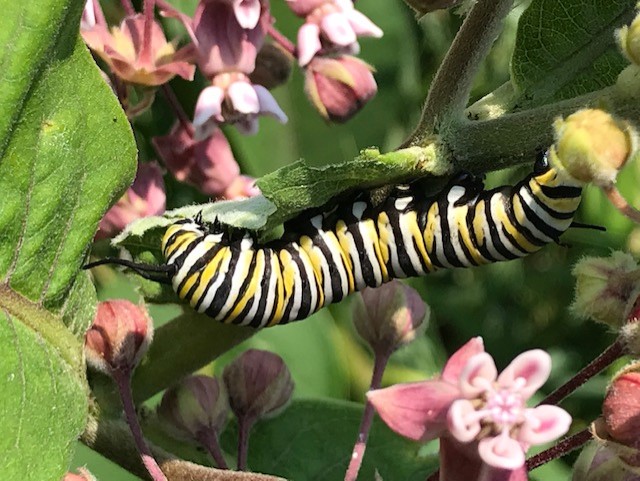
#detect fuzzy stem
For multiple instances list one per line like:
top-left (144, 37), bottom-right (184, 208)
top-left (602, 184), bottom-right (640, 224)
top-left (267, 24), bottom-right (296, 57)
top-left (139, 0), bottom-right (156, 65)
top-left (343, 350), bottom-right (389, 481)
top-left (539, 338), bottom-right (625, 407)
top-left (526, 428), bottom-right (592, 471)
top-left (237, 417), bottom-right (254, 471)
top-left (120, 0), bottom-right (136, 16)
top-left (198, 430), bottom-right (229, 470)
top-left (161, 85), bottom-right (194, 136)
top-left (402, 0), bottom-right (514, 148)
top-left (112, 369), bottom-right (168, 481)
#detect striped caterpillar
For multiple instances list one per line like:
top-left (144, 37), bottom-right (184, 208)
top-left (88, 154), bottom-right (584, 328)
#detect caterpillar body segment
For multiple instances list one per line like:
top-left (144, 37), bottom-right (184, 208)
top-left (160, 157), bottom-right (583, 327)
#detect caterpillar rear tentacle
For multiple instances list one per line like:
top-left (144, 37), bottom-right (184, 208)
top-left (123, 154), bottom-right (581, 328)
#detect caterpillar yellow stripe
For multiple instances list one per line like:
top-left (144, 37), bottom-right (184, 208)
top-left (157, 154), bottom-right (583, 327)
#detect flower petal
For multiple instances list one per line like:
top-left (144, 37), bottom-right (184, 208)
top-left (228, 81), bottom-right (260, 114)
top-left (458, 352), bottom-right (497, 398)
top-left (478, 436), bottom-right (526, 470)
top-left (519, 405), bottom-right (572, 446)
top-left (497, 349), bottom-right (551, 400)
top-left (194, 86), bottom-right (225, 131)
top-left (447, 399), bottom-right (481, 442)
top-left (345, 9), bottom-right (383, 38)
top-left (235, 117), bottom-right (260, 135)
top-left (441, 337), bottom-right (485, 384)
top-left (254, 85), bottom-right (288, 123)
top-left (297, 23), bottom-right (322, 66)
top-left (321, 12), bottom-right (357, 46)
top-left (367, 380), bottom-right (460, 442)
top-left (233, 0), bottom-right (262, 29)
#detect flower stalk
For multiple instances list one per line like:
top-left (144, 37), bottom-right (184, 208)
top-left (525, 428), bottom-right (593, 471)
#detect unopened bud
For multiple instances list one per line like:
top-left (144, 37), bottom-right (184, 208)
top-left (85, 300), bottom-right (154, 374)
top-left (223, 349), bottom-right (294, 424)
top-left (552, 109), bottom-right (638, 187)
top-left (603, 365), bottom-right (640, 449)
top-left (353, 280), bottom-right (428, 355)
top-left (249, 43), bottom-right (293, 90)
top-left (158, 375), bottom-right (229, 443)
top-left (304, 55), bottom-right (377, 122)
top-left (617, 12), bottom-right (640, 66)
top-left (572, 439), bottom-right (640, 481)
top-left (402, 0), bottom-right (463, 15)
top-left (572, 252), bottom-right (640, 328)
top-left (62, 468), bottom-right (96, 481)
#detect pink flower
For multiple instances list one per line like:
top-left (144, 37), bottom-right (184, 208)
top-left (368, 339), bottom-right (572, 475)
top-left (288, 0), bottom-right (383, 66)
top-left (81, 13), bottom-right (195, 86)
top-left (153, 122), bottom-right (240, 197)
top-left (193, 72), bottom-right (287, 139)
top-left (167, 0), bottom-right (269, 78)
top-left (97, 162), bottom-right (166, 240)
top-left (223, 175), bottom-right (261, 199)
top-left (304, 55), bottom-right (377, 122)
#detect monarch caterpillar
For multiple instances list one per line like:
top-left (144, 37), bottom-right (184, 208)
top-left (87, 153), bottom-right (585, 328)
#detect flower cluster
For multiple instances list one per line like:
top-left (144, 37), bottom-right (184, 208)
top-left (368, 338), bottom-right (572, 478)
top-left (81, 0), bottom-right (382, 240)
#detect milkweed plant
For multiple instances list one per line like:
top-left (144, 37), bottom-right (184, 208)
top-left (3, 0), bottom-right (640, 480)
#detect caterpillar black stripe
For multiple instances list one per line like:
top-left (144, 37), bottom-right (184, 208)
top-left (88, 154), bottom-right (584, 327)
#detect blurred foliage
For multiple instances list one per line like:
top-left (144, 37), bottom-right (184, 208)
top-left (77, 0), bottom-right (640, 479)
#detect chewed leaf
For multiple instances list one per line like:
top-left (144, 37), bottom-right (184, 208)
top-left (511, 0), bottom-right (635, 110)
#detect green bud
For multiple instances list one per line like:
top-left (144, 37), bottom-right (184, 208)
top-left (617, 12), bottom-right (640, 66)
top-left (552, 109), bottom-right (638, 187)
top-left (572, 252), bottom-right (640, 328)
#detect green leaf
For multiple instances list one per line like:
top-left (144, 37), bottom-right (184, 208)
top-left (221, 399), bottom-right (437, 481)
top-left (511, 0), bottom-right (635, 109)
top-left (0, 0), bottom-right (136, 478)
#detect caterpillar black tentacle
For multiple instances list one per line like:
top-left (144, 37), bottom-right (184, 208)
top-left (89, 155), bottom-right (584, 327)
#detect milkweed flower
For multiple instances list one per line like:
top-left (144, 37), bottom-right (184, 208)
top-left (193, 73), bottom-right (287, 139)
top-left (287, 0), bottom-right (383, 66)
top-left (153, 121), bottom-right (240, 196)
top-left (81, 14), bottom-right (195, 86)
top-left (368, 338), bottom-right (571, 477)
top-left (96, 162), bottom-right (166, 240)
top-left (304, 55), bottom-right (377, 122)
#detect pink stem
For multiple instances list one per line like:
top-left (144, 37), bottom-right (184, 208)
top-left (197, 430), bottom-right (229, 470)
top-left (139, 0), bottom-right (156, 65)
top-left (161, 85), bottom-right (194, 136)
top-left (602, 184), bottom-right (640, 224)
top-left (92, 0), bottom-right (107, 27)
top-left (237, 417), bottom-right (254, 471)
top-left (526, 428), bottom-right (592, 471)
top-left (538, 338), bottom-right (625, 407)
top-left (120, 0), bottom-right (136, 16)
top-left (267, 24), bottom-right (296, 57)
top-left (343, 350), bottom-right (390, 481)
top-left (113, 369), bottom-right (168, 481)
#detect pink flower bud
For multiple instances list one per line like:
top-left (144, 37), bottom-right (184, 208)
top-left (96, 162), bottom-right (166, 240)
top-left (352, 280), bottom-right (428, 355)
top-left (153, 122), bottom-right (240, 197)
top-left (158, 375), bottom-right (229, 442)
top-left (304, 55), bottom-right (377, 122)
top-left (223, 175), bottom-right (261, 199)
top-left (603, 367), bottom-right (640, 448)
top-left (85, 300), bottom-right (154, 374)
top-left (223, 349), bottom-right (294, 424)
top-left (193, 0), bottom-right (268, 78)
top-left (62, 469), bottom-right (96, 481)
top-left (81, 14), bottom-right (195, 86)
